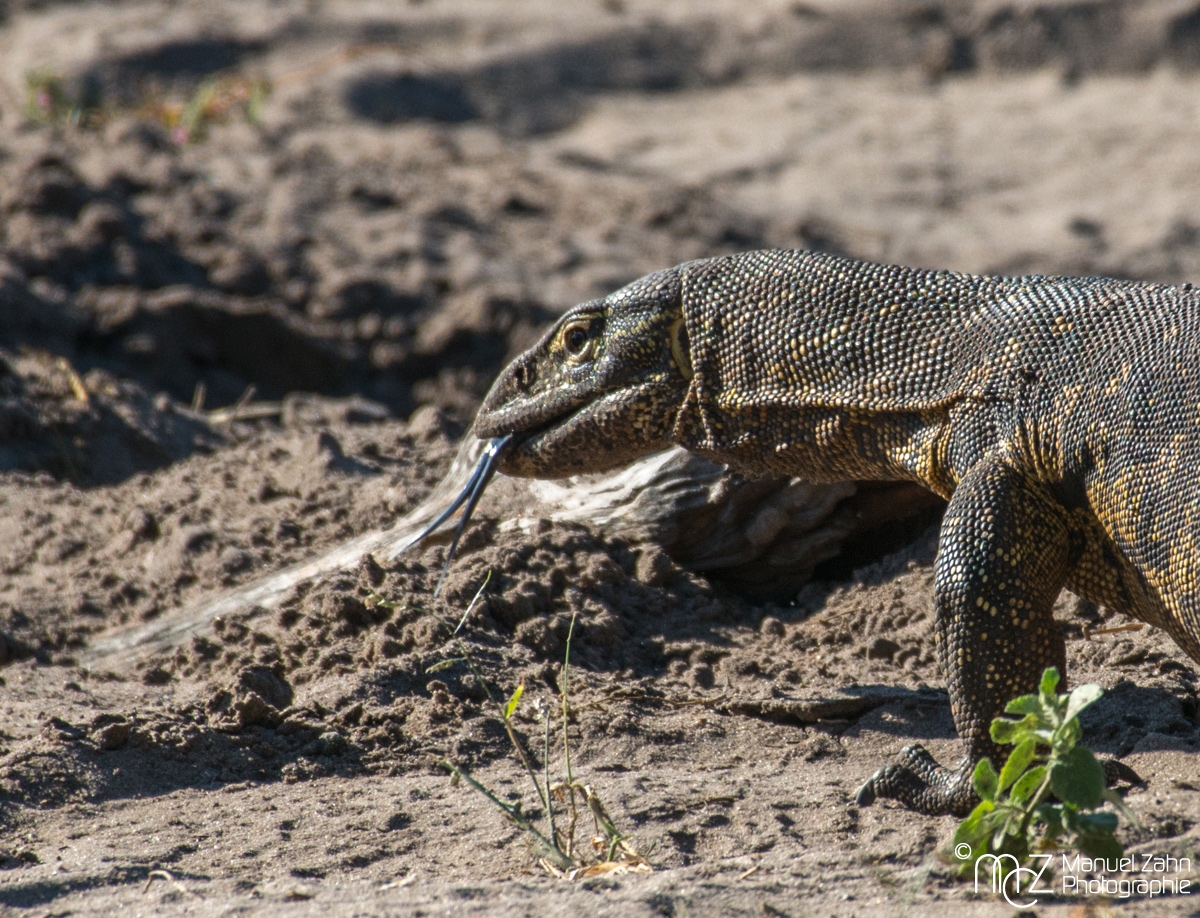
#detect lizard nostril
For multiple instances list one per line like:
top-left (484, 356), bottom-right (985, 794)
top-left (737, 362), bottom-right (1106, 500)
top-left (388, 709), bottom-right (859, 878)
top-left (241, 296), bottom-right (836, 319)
top-left (515, 364), bottom-right (531, 388)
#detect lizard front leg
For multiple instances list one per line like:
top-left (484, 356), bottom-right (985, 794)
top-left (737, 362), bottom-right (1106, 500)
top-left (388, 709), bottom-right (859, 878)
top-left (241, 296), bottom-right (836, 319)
top-left (856, 453), bottom-right (1070, 816)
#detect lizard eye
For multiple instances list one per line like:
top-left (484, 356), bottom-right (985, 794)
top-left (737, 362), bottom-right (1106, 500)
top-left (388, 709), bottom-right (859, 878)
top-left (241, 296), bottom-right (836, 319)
top-left (560, 322), bottom-right (595, 361)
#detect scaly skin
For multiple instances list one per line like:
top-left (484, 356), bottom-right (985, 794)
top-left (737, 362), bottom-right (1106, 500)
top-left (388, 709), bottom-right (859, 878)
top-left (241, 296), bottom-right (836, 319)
top-left (474, 249), bottom-right (1198, 815)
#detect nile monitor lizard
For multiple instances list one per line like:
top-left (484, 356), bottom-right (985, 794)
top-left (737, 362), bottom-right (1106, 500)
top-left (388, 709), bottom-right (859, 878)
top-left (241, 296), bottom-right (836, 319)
top-left (463, 248), bottom-right (1195, 816)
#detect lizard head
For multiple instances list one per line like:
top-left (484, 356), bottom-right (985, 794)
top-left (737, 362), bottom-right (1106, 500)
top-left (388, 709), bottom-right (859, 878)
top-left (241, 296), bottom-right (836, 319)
top-left (472, 266), bottom-right (693, 477)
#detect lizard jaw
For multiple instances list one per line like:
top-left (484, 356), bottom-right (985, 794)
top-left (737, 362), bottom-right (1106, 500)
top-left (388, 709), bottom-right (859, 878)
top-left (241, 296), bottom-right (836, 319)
top-left (472, 385), bottom-right (595, 445)
top-left (489, 387), bottom-right (670, 478)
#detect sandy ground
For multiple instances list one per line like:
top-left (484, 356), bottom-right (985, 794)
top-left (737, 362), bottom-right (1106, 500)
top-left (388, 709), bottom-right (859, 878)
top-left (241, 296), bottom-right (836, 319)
top-left (3, 0), bottom-right (1200, 914)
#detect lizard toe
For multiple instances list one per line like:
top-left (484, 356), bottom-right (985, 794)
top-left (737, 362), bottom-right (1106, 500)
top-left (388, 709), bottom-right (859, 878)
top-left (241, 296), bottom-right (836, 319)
top-left (855, 744), bottom-right (977, 816)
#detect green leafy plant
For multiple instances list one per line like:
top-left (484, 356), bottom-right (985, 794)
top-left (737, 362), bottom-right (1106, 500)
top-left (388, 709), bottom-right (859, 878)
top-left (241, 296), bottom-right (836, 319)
top-left (951, 667), bottom-right (1136, 873)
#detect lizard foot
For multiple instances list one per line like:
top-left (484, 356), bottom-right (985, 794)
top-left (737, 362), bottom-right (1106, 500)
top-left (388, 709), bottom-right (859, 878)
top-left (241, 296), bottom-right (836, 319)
top-left (1102, 757), bottom-right (1144, 790)
top-left (855, 747), bottom-right (1145, 816)
top-left (854, 744), bottom-right (977, 816)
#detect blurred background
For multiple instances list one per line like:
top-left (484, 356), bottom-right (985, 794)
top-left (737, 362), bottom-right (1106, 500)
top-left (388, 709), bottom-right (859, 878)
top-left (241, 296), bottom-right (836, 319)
top-left (2, 0), bottom-right (1200, 483)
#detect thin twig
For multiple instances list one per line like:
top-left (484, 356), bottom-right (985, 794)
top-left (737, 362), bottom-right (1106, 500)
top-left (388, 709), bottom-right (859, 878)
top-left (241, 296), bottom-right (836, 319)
top-left (1085, 622), bottom-right (1146, 637)
top-left (206, 402), bottom-right (283, 422)
top-left (562, 611), bottom-right (578, 786)
top-left (542, 700), bottom-right (559, 854)
top-left (143, 868), bottom-right (203, 899)
top-left (561, 612), bottom-right (580, 850)
top-left (206, 385), bottom-right (258, 425)
top-left (453, 572), bottom-right (491, 635)
top-left (55, 357), bottom-right (90, 405)
top-left (191, 381), bottom-right (206, 412)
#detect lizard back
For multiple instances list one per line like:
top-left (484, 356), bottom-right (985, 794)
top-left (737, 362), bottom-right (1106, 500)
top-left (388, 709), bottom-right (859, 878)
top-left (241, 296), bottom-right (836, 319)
top-left (670, 248), bottom-right (1200, 651)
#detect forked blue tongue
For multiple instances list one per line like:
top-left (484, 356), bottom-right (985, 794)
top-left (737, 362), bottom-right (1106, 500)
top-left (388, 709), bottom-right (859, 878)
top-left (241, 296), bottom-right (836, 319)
top-left (406, 434), bottom-right (513, 597)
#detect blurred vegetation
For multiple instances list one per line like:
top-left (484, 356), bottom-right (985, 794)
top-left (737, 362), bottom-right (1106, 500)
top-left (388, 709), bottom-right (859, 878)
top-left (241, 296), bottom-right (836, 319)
top-left (24, 68), bottom-right (270, 143)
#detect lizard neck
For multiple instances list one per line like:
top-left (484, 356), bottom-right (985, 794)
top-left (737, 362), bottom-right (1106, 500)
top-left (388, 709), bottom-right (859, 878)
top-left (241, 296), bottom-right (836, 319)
top-left (669, 249), bottom-right (1006, 492)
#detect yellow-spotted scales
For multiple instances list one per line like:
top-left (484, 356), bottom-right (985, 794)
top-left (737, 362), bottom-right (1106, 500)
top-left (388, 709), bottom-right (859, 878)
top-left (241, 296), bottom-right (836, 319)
top-left (472, 248), bottom-right (1196, 816)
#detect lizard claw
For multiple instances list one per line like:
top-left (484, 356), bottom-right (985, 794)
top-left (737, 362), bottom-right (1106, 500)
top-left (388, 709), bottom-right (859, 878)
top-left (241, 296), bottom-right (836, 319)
top-left (854, 743), bottom-right (977, 816)
top-left (853, 777), bottom-right (878, 808)
top-left (1102, 757), bottom-right (1144, 789)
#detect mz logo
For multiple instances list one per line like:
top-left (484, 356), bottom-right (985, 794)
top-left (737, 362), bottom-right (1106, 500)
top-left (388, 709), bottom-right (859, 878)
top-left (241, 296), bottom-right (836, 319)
top-left (965, 848), bottom-right (1054, 908)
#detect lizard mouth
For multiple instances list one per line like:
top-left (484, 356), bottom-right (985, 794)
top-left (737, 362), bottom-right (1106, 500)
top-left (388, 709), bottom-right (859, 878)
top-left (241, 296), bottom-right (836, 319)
top-left (492, 387), bottom-right (655, 479)
top-left (501, 402), bottom-right (587, 450)
top-left (472, 375), bottom-right (598, 441)
top-left (406, 395), bottom-right (609, 592)
top-left (495, 393), bottom-right (604, 451)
